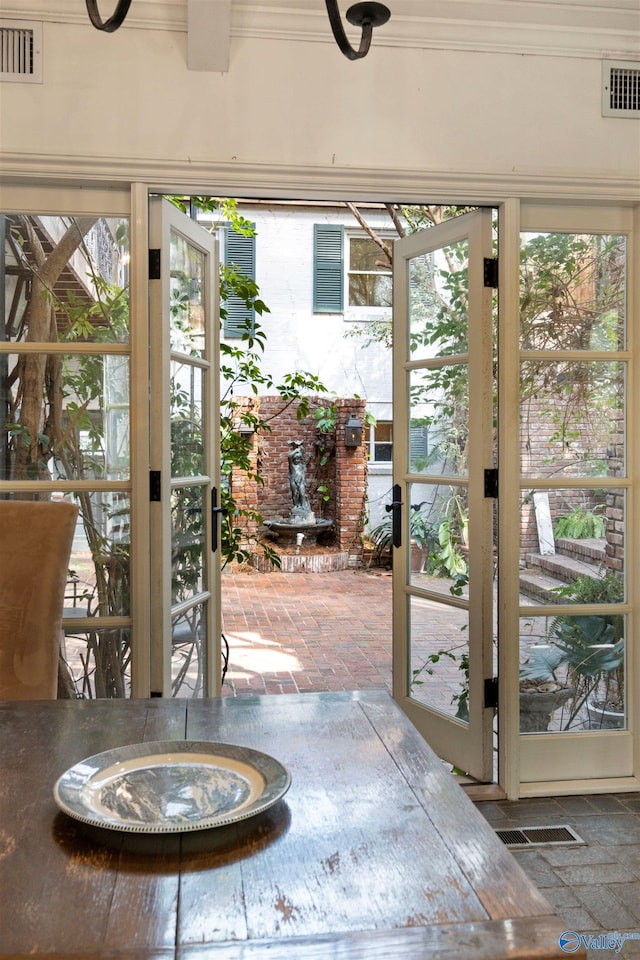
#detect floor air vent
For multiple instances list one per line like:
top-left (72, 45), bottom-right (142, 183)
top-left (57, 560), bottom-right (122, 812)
top-left (602, 60), bottom-right (640, 117)
top-left (496, 825), bottom-right (584, 848)
top-left (0, 20), bottom-right (42, 83)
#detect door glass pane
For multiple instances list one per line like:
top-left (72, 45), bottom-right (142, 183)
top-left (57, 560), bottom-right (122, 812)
top-left (408, 481), bottom-right (468, 594)
top-left (171, 483), bottom-right (205, 604)
top-left (409, 595), bottom-right (469, 722)
top-left (409, 240), bottom-right (469, 361)
top-left (520, 233), bottom-right (626, 351)
top-left (1, 352), bottom-right (130, 482)
top-left (171, 360), bottom-right (204, 478)
top-left (520, 360), bottom-right (625, 479)
top-left (3, 214), bottom-right (129, 344)
top-left (519, 614), bottom-right (625, 732)
top-left (410, 366), bottom-right (469, 478)
top-left (172, 600), bottom-right (207, 697)
top-left (62, 625), bottom-right (131, 699)
top-left (170, 229), bottom-right (205, 357)
top-left (520, 488), bottom-right (625, 606)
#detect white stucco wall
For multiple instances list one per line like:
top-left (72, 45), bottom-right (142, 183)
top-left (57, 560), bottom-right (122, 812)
top-left (215, 203), bottom-right (392, 404)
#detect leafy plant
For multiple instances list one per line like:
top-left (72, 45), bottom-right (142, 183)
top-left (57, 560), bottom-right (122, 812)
top-left (520, 613), bottom-right (624, 728)
top-left (369, 505), bottom-right (436, 560)
top-left (555, 506), bottom-right (605, 540)
top-left (552, 571), bottom-right (624, 637)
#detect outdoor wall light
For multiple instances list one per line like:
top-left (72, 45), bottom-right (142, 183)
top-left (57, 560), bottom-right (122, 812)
top-left (344, 416), bottom-right (363, 447)
top-left (86, 0), bottom-right (391, 61)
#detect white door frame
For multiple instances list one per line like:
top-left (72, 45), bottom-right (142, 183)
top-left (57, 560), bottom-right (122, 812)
top-left (391, 208), bottom-right (495, 783)
top-left (1, 176), bottom-right (638, 798)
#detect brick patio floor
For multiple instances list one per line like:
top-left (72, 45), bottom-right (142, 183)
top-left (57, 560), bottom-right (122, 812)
top-left (220, 567), bottom-right (393, 697)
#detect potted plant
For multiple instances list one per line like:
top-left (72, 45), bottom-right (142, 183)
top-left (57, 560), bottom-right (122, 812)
top-left (369, 507), bottom-right (435, 571)
top-left (519, 613), bottom-right (624, 732)
top-left (552, 573), bottom-right (625, 729)
top-left (409, 509), bottom-right (434, 572)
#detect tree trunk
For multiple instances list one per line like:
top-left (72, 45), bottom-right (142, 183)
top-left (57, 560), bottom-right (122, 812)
top-left (12, 216), bottom-right (97, 481)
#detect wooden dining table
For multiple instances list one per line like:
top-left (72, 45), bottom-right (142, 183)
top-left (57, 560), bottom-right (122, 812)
top-left (0, 690), bottom-right (583, 959)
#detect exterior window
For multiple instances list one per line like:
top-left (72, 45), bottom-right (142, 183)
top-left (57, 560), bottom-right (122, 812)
top-left (348, 236), bottom-right (392, 307)
top-left (313, 225), bottom-right (393, 315)
top-left (371, 422), bottom-right (393, 462)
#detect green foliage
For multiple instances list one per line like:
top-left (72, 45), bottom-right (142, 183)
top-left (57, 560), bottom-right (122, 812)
top-left (313, 404), bottom-right (338, 435)
top-left (166, 196), bottom-right (331, 565)
top-left (411, 574), bottom-right (471, 718)
top-left (411, 648), bottom-right (456, 688)
top-left (369, 506), bottom-right (437, 559)
top-left (427, 493), bottom-right (468, 578)
top-left (554, 506), bottom-right (605, 540)
top-left (553, 570), bottom-right (623, 604)
top-left (520, 608), bottom-right (625, 727)
top-left (311, 404), bottom-right (337, 510)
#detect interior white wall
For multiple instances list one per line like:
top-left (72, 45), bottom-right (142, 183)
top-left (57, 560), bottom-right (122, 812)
top-left (0, 18), bottom-right (638, 193)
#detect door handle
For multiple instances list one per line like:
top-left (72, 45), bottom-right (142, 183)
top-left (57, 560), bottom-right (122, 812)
top-left (385, 484), bottom-right (403, 548)
top-left (211, 487), bottom-right (226, 555)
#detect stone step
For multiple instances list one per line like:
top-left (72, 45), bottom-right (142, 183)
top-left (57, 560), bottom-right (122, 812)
top-left (555, 537), bottom-right (607, 564)
top-left (518, 570), bottom-right (568, 604)
top-left (524, 551), bottom-right (604, 584)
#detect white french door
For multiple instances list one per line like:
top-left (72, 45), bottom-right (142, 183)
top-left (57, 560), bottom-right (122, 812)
top-left (148, 197), bottom-right (221, 697)
top-left (514, 204), bottom-right (635, 793)
top-left (392, 209), bottom-right (496, 782)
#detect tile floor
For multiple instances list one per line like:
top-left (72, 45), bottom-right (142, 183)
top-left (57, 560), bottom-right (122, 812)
top-left (476, 794), bottom-right (640, 959)
top-left (221, 566), bottom-right (640, 958)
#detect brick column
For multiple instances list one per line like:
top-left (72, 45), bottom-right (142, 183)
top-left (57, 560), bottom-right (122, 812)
top-left (334, 398), bottom-right (367, 563)
top-left (605, 405), bottom-right (625, 575)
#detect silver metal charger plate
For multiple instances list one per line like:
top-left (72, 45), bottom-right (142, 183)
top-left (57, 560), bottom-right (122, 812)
top-left (53, 740), bottom-right (291, 833)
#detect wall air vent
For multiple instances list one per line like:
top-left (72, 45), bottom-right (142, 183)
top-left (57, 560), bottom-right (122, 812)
top-left (0, 20), bottom-right (42, 83)
top-left (602, 60), bottom-right (640, 118)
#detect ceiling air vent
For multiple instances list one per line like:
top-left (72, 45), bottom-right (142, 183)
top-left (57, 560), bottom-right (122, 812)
top-left (0, 20), bottom-right (42, 83)
top-left (602, 60), bottom-right (640, 118)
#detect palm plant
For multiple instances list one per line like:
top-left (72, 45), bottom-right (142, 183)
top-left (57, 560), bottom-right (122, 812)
top-left (520, 613), bottom-right (624, 729)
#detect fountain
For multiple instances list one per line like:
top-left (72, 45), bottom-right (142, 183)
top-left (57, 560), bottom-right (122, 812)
top-left (263, 440), bottom-right (333, 547)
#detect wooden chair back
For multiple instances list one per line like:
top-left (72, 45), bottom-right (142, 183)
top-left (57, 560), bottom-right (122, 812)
top-left (0, 500), bottom-right (79, 700)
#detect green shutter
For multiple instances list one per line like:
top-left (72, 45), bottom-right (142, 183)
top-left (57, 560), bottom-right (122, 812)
top-left (313, 224), bottom-right (344, 313)
top-left (224, 225), bottom-right (256, 338)
top-left (410, 426), bottom-right (429, 469)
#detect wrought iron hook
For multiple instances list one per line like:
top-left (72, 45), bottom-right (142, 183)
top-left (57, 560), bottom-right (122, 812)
top-left (325, 1), bottom-right (390, 60)
top-left (86, 0), bottom-right (132, 32)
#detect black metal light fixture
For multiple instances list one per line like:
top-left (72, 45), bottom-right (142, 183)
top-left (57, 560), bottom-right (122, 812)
top-left (85, 0), bottom-right (391, 60)
top-left (325, 1), bottom-right (391, 60)
top-left (344, 416), bottom-right (363, 447)
top-left (86, 0), bottom-right (132, 32)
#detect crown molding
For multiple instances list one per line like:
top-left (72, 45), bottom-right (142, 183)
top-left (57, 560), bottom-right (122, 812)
top-left (0, 0), bottom-right (638, 60)
top-left (0, 151), bottom-right (638, 204)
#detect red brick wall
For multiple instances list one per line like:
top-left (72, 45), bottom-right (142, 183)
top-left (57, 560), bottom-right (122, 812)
top-left (520, 394), bottom-right (624, 575)
top-left (231, 396), bottom-right (367, 560)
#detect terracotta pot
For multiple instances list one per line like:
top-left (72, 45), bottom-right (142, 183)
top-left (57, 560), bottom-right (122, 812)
top-left (410, 541), bottom-right (426, 573)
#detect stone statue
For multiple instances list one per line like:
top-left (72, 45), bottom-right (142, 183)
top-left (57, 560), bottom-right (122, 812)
top-left (288, 440), bottom-right (313, 521)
